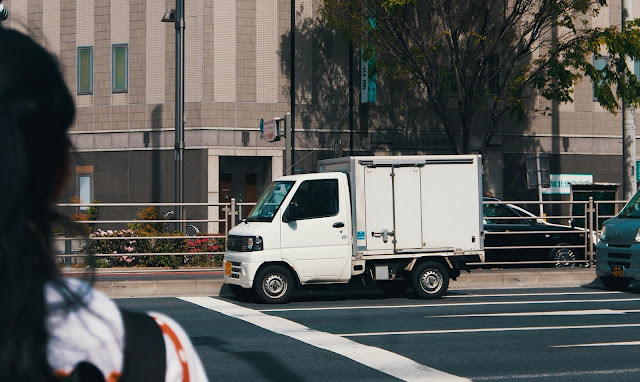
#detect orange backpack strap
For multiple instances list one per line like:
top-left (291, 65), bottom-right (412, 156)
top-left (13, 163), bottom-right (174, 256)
top-left (119, 309), bottom-right (167, 382)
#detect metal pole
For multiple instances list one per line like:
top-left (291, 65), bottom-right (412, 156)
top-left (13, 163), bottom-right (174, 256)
top-left (175, 0), bottom-right (185, 233)
top-left (290, 0), bottom-right (296, 174)
top-left (623, 0), bottom-right (637, 200)
top-left (284, 112), bottom-right (292, 175)
top-left (536, 153), bottom-right (544, 217)
top-left (588, 196), bottom-right (594, 266)
top-left (349, 42), bottom-right (354, 155)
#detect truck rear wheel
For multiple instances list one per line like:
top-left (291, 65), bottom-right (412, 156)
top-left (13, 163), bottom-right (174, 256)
top-left (411, 261), bottom-right (449, 299)
top-left (254, 265), bottom-right (295, 304)
top-left (600, 276), bottom-right (632, 291)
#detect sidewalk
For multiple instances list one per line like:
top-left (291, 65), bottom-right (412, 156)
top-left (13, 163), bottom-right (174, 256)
top-left (67, 267), bottom-right (601, 298)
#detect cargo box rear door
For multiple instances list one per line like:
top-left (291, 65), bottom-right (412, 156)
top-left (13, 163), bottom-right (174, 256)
top-left (364, 166), bottom-right (423, 251)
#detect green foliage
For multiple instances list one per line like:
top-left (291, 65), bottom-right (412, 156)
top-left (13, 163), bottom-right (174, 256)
top-left (321, 0), bottom-right (640, 154)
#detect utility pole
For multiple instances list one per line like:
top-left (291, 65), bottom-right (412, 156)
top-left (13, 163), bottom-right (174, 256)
top-left (175, 0), bottom-right (185, 233)
top-left (623, 0), bottom-right (637, 200)
top-left (162, 1), bottom-right (185, 232)
top-left (290, 0), bottom-right (296, 174)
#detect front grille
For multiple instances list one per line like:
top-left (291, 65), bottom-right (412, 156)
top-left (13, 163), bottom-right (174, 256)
top-left (610, 253), bottom-right (632, 260)
top-left (230, 261), bottom-right (242, 278)
top-left (608, 243), bottom-right (632, 248)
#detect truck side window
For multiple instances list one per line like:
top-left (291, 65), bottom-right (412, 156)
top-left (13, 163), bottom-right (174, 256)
top-left (291, 179), bottom-right (339, 220)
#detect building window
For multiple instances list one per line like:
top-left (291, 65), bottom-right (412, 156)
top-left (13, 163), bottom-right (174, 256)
top-left (593, 55), bottom-right (608, 101)
top-left (77, 46), bottom-right (93, 95)
top-left (112, 44), bottom-right (128, 93)
top-left (78, 174), bottom-right (93, 212)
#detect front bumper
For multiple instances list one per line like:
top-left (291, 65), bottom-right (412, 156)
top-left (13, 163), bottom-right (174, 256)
top-left (596, 242), bottom-right (640, 280)
top-left (223, 251), bottom-right (263, 289)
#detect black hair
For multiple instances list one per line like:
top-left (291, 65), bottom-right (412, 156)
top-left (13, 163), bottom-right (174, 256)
top-left (0, 27), bottom-right (76, 381)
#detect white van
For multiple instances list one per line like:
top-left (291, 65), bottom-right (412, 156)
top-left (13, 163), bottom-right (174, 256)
top-left (224, 155), bottom-right (485, 303)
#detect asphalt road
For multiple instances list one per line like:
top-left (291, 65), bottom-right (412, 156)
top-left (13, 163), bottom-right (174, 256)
top-left (116, 285), bottom-right (640, 381)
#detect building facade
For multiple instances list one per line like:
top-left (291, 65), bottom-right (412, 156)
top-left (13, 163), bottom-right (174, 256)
top-left (3, 0), bottom-right (639, 231)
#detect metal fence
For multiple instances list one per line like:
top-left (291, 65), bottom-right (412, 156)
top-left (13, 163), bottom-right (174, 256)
top-left (54, 197), bottom-right (629, 268)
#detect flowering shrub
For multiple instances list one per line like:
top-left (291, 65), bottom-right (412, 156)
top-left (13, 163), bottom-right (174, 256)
top-left (84, 206), bottom-right (225, 268)
top-left (184, 236), bottom-right (226, 266)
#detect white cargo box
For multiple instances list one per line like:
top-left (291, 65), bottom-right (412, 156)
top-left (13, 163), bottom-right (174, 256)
top-left (318, 155), bottom-right (484, 258)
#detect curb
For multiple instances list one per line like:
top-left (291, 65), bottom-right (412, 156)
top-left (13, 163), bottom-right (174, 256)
top-left (93, 268), bottom-right (599, 298)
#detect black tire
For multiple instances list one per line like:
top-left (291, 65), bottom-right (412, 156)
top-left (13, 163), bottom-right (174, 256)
top-left (379, 280), bottom-right (410, 297)
top-left (228, 284), bottom-right (254, 300)
top-left (549, 243), bottom-right (578, 268)
top-left (411, 261), bottom-right (449, 299)
top-left (600, 276), bottom-right (632, 291)
top-left (253, 265), bottom-right (295, 304)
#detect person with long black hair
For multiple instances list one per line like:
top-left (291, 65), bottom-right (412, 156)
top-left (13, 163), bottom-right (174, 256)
top-left (0, 27), bottom-right (208, 382)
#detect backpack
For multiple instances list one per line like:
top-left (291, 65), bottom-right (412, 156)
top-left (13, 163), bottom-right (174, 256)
top-left (61, 309), bottom-right (167, 382)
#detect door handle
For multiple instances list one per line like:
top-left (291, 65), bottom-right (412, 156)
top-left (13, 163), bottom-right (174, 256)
top-left (333, 222), bottom-right (345, 228)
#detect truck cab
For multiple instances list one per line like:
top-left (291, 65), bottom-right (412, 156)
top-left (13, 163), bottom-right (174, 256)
top-left (224, 172), bottom-right (352, 302)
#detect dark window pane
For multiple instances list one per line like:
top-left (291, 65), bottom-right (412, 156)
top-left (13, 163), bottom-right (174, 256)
top-left (113, 45), bottom-right (128, 92)
top-left (77, 47), bottom-right (92, 94)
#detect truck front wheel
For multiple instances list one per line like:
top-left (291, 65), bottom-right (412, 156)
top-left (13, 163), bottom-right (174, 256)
top-left (254, 265), bottom-right (295, 304)
top-left (411, 261), bottom-right (449, 299)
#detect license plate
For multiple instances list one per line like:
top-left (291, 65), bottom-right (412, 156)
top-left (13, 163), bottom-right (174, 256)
top-left (612, 265), bottom-right (624, 278)
top-left (224, 261), bottom-right (232, 276)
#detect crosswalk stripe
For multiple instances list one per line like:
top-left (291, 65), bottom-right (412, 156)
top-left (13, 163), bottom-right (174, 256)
top-left (180, 296), bottom-right (468, 382)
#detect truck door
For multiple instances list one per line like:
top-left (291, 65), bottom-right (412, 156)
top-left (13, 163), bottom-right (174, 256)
top-left (364, 166), bottom-right (423, 251)
top-left (280, 177), bottom-right (351, 281)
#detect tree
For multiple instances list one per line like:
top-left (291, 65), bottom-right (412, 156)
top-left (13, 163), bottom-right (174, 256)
top-left (321, 0), bottom-right (640, 154)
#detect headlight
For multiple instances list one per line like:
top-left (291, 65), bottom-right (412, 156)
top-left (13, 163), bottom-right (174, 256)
top-left (243, 236), bottom-right (263, 251)
top-left (635, 229), bottom-right (640, 243)
top-left (600, 226), bottom-right (607, 242)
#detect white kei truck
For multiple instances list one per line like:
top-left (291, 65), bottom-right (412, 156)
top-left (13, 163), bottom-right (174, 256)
top-left (223, 155), bottom-right (485, 303)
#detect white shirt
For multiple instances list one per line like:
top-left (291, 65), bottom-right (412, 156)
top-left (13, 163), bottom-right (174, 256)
top-left (46, 278), bottom-right (209, 382)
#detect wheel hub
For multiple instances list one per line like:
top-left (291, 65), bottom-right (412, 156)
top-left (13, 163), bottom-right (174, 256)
top-left (420, 270), bottom-right (442, 293)
top-left (263, 274), bottom-right (287, 297)
top-left (554, 248), bottom-right (576, 267)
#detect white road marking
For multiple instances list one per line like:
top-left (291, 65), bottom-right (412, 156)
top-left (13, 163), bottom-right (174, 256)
top-left (337, 323), bottom-right (640, 337)
top-left (473, 368), bottom-right (640, 380)
top-left (447, 291), bottom-right (621, 298)
top-left (432, 309), bottom-right (632, 318)
top-left (553, 341), bottom-right (640, 348)
top-left (260, 297), bottom-right (640, 313)
top-left (180, 296), bottom-right (468, 382)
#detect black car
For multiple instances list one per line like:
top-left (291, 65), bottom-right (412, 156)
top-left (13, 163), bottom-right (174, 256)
top-left (483, 197), bottom-right (589, 267)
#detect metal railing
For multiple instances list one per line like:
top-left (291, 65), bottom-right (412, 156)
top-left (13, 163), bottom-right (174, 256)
top-left (54, 197), bottom-right (629, 268)
top-left (477, 198), bottom-right (627, 268)
top-left (53, 199), bottom-right (254, 267)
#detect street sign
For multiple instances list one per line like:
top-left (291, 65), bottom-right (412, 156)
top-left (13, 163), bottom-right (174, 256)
top-left (526, 153), bottom-right (550, 189)
top-left (542, 174), bottom-right (593, 194)
top-left (260, 118), bottom-right (281, 142)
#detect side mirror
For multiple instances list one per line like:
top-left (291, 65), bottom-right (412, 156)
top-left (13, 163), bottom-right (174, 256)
top-left (283, 203), bottom-right (299, 223)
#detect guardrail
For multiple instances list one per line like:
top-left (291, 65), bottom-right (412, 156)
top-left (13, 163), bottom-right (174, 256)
top-left (54, 197), bottom-right (628, 269)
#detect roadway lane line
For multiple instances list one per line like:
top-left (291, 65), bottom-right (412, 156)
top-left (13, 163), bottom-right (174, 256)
top-left (447, 291), bottom-right (621, 298)
top-left (260, 297), bottom-right (640, 313)
top-left (472, 368), bottom-right (640, 380)
top-left (553, 341), bottom-right (640, 348)
top-left (337, 323), bottom-right (640, 337)
top-left (431, 309), bottom-right (635, 318)
top-left (180, 296), bottom-right (468, 382)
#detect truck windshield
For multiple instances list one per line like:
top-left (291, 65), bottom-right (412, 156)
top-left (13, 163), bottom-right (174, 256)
top-left (245, 181), bottom-right (295, 222)
top-left (619, 190), bottom-right (640, 218)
